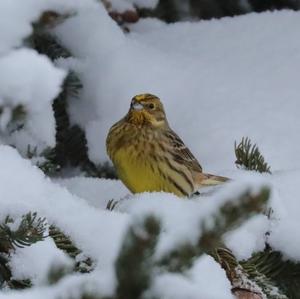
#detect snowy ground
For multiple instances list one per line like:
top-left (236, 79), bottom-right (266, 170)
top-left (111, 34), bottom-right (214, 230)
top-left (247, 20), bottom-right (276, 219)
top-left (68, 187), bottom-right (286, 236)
top-left (0, 1), bottom-right (300, 298)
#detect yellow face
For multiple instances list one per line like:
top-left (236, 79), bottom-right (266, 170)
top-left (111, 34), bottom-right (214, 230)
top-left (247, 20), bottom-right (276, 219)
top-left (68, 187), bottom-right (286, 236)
top-left (127, 94), bottom-right (167, 127)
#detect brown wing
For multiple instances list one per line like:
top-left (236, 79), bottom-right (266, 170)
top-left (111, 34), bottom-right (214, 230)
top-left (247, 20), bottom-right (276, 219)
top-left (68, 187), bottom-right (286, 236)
top-left (164, 129), bottom-right (229, 189)
top-left (164, 129), bottom-right (203, 173)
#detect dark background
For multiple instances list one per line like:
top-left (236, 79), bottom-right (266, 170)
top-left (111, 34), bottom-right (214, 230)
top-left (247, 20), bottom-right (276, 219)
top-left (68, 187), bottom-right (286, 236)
top-left (139, 0), bottom-right (300, 22)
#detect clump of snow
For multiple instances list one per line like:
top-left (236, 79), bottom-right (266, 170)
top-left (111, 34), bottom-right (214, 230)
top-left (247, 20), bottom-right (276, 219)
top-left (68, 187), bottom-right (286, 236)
top-left (9, 238), bottom-right (73, 285)
top-left (267, 170), bottom-right (300, 261)
top-left (149, 255), bottom-right (233, 299)
top-left (0, 0), bottom-right (39, 55)
top-left (57, 177), bottom-right (128, 209)
top-left (128, 17), bottom-right (166, 33)
top-left (224, 215), bottom-right (269, 260)
top-left (0, 0), bottom-right (98, 55)
top-left (269, 218), bottom-right (300, 261)
top-left (0, 49), bottom-right (66, 148)
top-left (189, 255), bottom-right (234, 299)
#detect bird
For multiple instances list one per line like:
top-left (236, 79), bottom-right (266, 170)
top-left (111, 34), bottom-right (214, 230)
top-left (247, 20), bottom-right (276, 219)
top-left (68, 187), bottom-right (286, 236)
top-left (106, 93), bottom-right (228, 197)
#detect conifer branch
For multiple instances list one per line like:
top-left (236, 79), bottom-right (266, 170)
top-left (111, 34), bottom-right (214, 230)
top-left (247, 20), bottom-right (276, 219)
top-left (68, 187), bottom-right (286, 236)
top-left (242, 250), bottom-right (300, 299)
top-left (216, 248), bottom-right (288, 299)
top-left (235, 137), bottom-right (271, 173)
top-left (0, 212), bottom-right (47, 252)
top-left (115, 216), bottom-right (160, 299)
top-left (49, 226), bottom-right (94, 273)
top-left (37, 147), bottom-right (61, 175)
top-left (29, 11), bottom-right (73, 60)
top-left (0, 104), bottom-right (26, 133)
top-left (0, 212), bottom-right (46, 290)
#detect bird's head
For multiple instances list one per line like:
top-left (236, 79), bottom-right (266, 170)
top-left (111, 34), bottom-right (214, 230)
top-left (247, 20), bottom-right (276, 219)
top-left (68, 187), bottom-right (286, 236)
top-left (127, 94), bottom-right (168, 128)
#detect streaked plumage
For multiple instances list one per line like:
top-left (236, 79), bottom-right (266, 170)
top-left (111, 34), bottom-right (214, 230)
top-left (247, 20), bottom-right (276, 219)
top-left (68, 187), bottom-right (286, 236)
top-left (106, 94), bottom-right (228, 197)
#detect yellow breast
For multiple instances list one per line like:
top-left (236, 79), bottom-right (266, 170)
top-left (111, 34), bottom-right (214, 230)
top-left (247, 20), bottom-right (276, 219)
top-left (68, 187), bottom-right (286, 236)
top-left (113, 146), bottom-right (164, 194)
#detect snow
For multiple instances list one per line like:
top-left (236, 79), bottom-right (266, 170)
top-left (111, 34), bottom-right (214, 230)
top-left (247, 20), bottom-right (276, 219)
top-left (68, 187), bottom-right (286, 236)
top-left (0, 0), bottom-right (96, 55)
top-left (267, 170), bottom-right (300, 261)
top-left (189, 255), bottom-right (234, 299)
top-left (0, 49), bottom-right (66, 148)
top-left (224, 215), bottom-right (269, 260)
top-left (9, 238), bottom-right (73, 285)
top-left (128, 0), bottom-right (159, 9)
top-left (0, 1), bottom-right (300, 298)
top-left (149, 256), bottom-right (233, 299)
top-left (0, 146), bottom-right (129, 272)
top-left (57, 177), bottom-right (128, 209)
top-left (0, 0), bottom-right (38, 55)
top-left (0, 271), bottom-right (114, 299)
top-left (107, 0), bottom-right (159, 12)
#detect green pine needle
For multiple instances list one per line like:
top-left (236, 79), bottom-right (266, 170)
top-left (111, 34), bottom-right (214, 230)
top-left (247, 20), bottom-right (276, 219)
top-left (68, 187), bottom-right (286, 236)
top-left (0, 212), bottom-right (46, 290)
top-left (242, 249), bottom-right (300, 299)
top-left (0, 212), bottom-right (47, 252)
top-left (235, 137), bottom-right (271, 173)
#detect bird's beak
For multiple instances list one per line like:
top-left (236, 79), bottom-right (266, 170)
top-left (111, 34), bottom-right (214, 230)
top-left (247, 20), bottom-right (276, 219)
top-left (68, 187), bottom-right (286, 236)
top-left (131, 102), bottom-right (144, 111)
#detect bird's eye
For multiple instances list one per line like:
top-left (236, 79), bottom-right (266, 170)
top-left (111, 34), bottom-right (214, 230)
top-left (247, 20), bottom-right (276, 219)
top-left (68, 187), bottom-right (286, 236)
top-left (149, 103), bottom-right (155, 109)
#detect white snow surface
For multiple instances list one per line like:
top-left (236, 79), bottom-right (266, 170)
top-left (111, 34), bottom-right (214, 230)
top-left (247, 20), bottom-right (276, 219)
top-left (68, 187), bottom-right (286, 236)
top-left (149, 255), bottom-right (234, 299)
top-left (9, 238), bottom-right (73, 285)
top-left (0, 1), bottom-right (300, 298)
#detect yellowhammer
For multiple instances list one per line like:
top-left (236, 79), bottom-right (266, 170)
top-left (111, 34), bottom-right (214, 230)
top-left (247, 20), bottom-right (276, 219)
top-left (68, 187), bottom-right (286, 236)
top-left (106, 94), bottom-right (228, 197)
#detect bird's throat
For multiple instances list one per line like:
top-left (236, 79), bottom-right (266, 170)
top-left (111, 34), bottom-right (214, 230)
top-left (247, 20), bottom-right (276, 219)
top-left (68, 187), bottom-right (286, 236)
top-left (127, 111), bottom-right (149, 126)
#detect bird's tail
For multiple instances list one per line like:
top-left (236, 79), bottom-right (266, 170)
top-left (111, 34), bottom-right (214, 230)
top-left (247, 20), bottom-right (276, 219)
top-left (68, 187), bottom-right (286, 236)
top-left (195, 172), bottom-right (229, 188)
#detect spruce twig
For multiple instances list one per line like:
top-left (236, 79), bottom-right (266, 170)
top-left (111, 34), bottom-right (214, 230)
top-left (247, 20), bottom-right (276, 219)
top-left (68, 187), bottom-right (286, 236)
top-left (242, 250), bottom-right (300, 299)
top-left (216, 248), bottom-right (288, 299)
top-left (115, 216), bottom-right (160, 299)
top-left (235, 137), bottom-right (271, 173)
top-left (29, 11), bottom-right (73, 60)
top-left (106, 199), bottom-right (119, 211)
top-left (0, 212), bottom-right (46, 290)
top-left (0, 212), bottom-right (47, 252)
top-left (0, 104), bottom-right (26, 133)
top-left (49, 226), bottom-right (94, 273)
top-left (37, 147), bottom-right (61, 175)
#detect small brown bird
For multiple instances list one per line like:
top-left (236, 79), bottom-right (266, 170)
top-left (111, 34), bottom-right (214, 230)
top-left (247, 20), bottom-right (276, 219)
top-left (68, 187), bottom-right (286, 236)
top-left (106, 94), bottom-right (228, 197)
